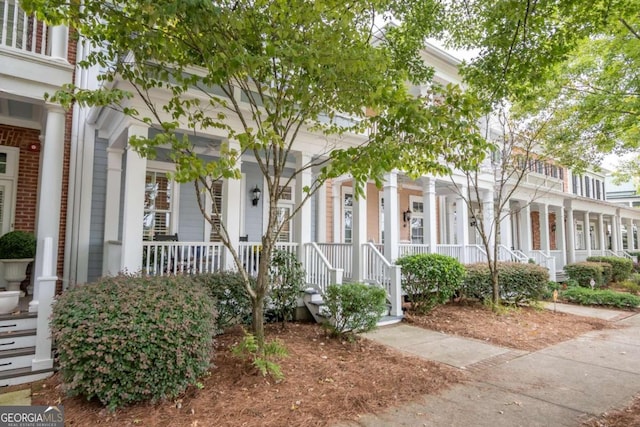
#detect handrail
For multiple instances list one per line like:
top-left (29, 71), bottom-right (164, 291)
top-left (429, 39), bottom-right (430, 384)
top-left (304, 243), bottom-right (342, 294)
top-left (530, 250), bottom-right (556, 277)
top-left (362, 243), bottom-right (402, 317)
top-left (498, 245), bottom-right (528, 263)
top-left (315, 243), bottom-right (353, 280)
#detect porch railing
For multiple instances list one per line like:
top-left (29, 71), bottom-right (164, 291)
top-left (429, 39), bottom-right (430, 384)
top-left (142, 241), bottom-right (223, 275)
top-left (496, 245), bottom-right (528, 263)
top-left (465, 245), bottom-right (487, 264)
top-left (530, 250), bottom-right (556, 277)
top-left (434, 244), bottom-right (463, 260)
top-left (237, 242), bottom-right (298, 275)
top-left (1, 0), bottom-right (49, 55)
top-left (362, 243), bottom-right (402, 317)
top-left (316, 243), bottom-right (352, 280)
top-left (398, 243), bottom-right (430, 258)
top-left (617, 250), bottom-right (634, 261)
top-left (304, 243), bottom-right (342, 294)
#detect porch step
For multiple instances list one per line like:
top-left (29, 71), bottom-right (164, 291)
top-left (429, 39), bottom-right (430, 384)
top-left (377, 315), bottom-right (403, 327)
top-left (0, 367), bottom-right (55, 387)
top-left (0, 312), bottom-right (37, 334)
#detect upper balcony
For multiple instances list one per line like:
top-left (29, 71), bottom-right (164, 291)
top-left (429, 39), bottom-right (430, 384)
top-left (0, 0), bottom-right (73, 102)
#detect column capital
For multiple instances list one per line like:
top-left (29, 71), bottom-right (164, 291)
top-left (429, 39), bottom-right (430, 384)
top-left (44, 102), bottom-right (66, 115)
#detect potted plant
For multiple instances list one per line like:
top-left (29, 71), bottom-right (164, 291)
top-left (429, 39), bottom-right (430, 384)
top-left (0, 231), bottom-right (36, 301)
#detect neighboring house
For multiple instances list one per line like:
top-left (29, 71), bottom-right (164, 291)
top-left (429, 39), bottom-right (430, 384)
top-left (2, 3), bottom-right (640, 386)
top-left (606, 176), bottom-right (640, 208)
top-left (0, 2), bottom-right (75, 384)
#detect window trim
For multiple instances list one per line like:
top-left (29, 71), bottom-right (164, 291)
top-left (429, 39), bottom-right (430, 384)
top-left (144, 161), bottom-right (180, 240)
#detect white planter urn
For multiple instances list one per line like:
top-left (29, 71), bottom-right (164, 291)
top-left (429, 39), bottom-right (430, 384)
top-left (1, 258), bottom-right (33, 296)
top-left (0, 291), bottom-right (20, 314)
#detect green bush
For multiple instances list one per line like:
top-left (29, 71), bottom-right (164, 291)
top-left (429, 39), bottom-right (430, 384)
top-left (462, 262), bottom-right (549, 304)
top-left (52, 274), bottom-right (215, 410)
top-left (586, 256), bottom-right (633, 282)
top-left (267, 249), bottom-right (305, 324)
top-left (395, 253), bottom-right (465, 313)
top-left (323, 283), bottom-right (387, 336)
top-left (0, 231), bottom-right (36, 259)
top-left (191, 271), bottom-right (252, 334)
top-left (564, 262), bottom-right (611, 288)
top-left (561, 287), bottom-right (640, 309)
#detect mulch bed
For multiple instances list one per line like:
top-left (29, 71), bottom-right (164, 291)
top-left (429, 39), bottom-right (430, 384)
top-left (32, 322), bottom-right (464, 427)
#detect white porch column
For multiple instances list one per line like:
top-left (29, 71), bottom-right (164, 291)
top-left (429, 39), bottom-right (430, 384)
top-left (351, 180), bottom-right (367, 282)
top-left (120, 126), bottom-right (149, 273)
top-left (499, 206), bottom-right (513, 250)
top-left (332, 183), bottom-right (341, 243)
top-left (627, 218), bottom-right (635, 251)
top-left (316, 181), bottom-right (327, 242)
top-left (102, 148), bottom-right (124, 276)
top-left (30, 104), bottom-right (66, 311)
top-left (422, 178), bottom-right (438, 253)
top-left (222, 144), bottom-right (242, 270)
top-left (383, 172), bottom-right (399, 262)
top-left (539, 203), bottom-right (550, 253)
top-left (50, 25), bottom-right (68, 61)
top-left (456, 191), bottom-right (469, 263)
top-left (566, 206), bottom-right (575, 264)
top-left (598, 214), bottom-right (605, 254)
top-left (555, 207), bottom-right (567, 267)
top-left (294, 153), bottom-right (312, 266)
top-left (612, 214), bottom-right (621, 252)
top-left (584, 211), bottom-right (592, 257)
top-left (482, 190), bottom-right (494, 250)
top-left (519, 203), bottom-right (532, 254)
top-left (30, 104), bottom-right (66, 370)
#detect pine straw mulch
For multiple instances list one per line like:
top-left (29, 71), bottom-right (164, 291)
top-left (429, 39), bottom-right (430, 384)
top-left (583, 394), bottom-right (640, 426)
top-left (31, 322), bottom-right (464, 427)
top-left (404, 301), bottom-right (619, 351)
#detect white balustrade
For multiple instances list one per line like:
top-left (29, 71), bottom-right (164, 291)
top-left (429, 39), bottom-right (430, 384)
top-left (530, 250), bottom-right (556, 278)
top-left (142, 242), bottom-right (223, 275)
top-left (434, 244), bottom-right (463, 260)
top-left (315, 243), bottom-right (353, 280)
top-left (304, 243), bottom-right (342, 294)
top-left (1, 1), bottom-right (48, 54)
top-left (398, 244), bottom-right (430, 258)
top-left (465, 245), bottom-right (487, 264)
top-left (362, 243), bottom-right (402, 316)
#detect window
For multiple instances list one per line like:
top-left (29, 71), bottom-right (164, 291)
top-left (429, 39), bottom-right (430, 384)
top-left (143, 171), bottom-right (174, 240)
top-left (585, 177), bottom-right (590, 198)
top-left (572, 175), bottom-right (578, 194)
top-left (410, 199), bottom-right (424, 244)
top-left (379, 195), bottom-right (384, 243)
top-left (575, 221), bottom-right (585, 250)
top-left (0, 147), bottom-right (18, 235)
top-left (596, 180), bottom-right (601, 200)
top-left (275, 184), bottom-right (294, 242)
top-left (343, 192), bottom-right (353, 243)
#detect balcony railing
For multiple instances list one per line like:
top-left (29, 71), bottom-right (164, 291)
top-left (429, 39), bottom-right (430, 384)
top-left (1, 0), bottom-right (49, 55)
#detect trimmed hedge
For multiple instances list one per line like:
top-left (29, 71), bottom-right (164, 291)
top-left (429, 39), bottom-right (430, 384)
top-left (561, 286), bottom-right (640, 309)
top-left (395, 253), bottom-right (465, 313)
top-left (586, 256), bottom-right (633, 282)
top-left (463, 262), bottom-right (549, 304)
top-left (52, 275), bottom-right (215, 410)
top-left (564, 262), bottom-right (612, 288)
top-left (191, 271), bottom-right (253, 334)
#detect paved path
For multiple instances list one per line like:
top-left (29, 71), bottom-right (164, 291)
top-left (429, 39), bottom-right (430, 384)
top-left (337, 305), bottom-right (640, 427)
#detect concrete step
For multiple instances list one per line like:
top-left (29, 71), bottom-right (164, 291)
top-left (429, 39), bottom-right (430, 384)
top-left (0, 367), bottom-right (54, 388)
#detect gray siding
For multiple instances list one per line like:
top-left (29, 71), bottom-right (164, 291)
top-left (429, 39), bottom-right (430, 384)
top-left (178, 182), bottom-right (205, 241)
top-left (87, 135), bottom-right (109, 282)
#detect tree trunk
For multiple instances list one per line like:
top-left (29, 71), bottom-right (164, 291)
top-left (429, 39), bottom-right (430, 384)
top-left (491, 269), bottom-right (500, 308)
top-left (251, 294), bottom-right (265, 352)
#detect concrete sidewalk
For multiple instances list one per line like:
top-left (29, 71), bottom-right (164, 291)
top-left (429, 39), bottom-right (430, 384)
top-left (340, 305), bottom-right (640, 426)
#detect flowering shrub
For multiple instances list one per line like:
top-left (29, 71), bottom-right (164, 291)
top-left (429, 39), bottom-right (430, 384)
top-left (51, 274), bottom-right (215, 410)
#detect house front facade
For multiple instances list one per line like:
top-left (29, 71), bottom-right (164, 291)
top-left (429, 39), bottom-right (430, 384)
top-left (2, 1), bottom-right (640, 386)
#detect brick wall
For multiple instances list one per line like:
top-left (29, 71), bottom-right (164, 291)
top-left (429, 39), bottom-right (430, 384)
top-left (531, 210), bottom-right (558, 251)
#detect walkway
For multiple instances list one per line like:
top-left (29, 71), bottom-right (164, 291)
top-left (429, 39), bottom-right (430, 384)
top-left (338, 305), bottom-right (640, 427)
